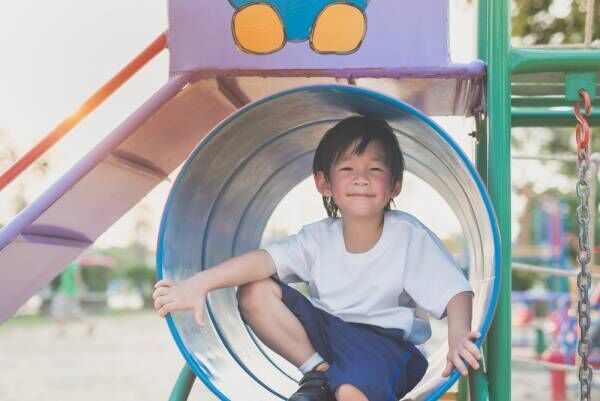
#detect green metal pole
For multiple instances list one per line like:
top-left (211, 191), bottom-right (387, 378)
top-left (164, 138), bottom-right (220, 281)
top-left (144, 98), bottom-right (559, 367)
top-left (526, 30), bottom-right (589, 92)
top-left (472, 1), bottom-right (491, 400)
top-left (484, 0), bottom-right (512, 400)
top-left (475, 118), bottom-right (489, 183)
top-left (512, 108), bottom-right (600, 127)
top-left (475, 0), bottom-right (489, 183)
top-left (512, 96), bottom-right (600, 109)
top-left (469, 369), bottom-right (491, 401)
top-left (469, 1), bottom-right (492, 400)
top-left (458, 374), bottom-right (469, 401)
top-left (168, 364), bottom-right (196, 401)
top-left (511, 48), bottom-right (600, 73)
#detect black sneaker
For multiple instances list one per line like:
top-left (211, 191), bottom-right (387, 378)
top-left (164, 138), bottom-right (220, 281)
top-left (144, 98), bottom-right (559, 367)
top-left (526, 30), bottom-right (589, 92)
top-left (288, 370), bottom-right (333, 401)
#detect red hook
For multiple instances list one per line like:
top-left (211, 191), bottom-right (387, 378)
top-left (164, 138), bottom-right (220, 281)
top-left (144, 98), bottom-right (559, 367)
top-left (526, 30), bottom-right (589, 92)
top-left (574, 89), bottom-right (592, 160)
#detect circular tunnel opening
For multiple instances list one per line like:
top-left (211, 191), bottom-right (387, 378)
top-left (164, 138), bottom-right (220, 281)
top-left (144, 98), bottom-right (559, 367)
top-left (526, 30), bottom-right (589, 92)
top-left (157, 85), bottom-right (500, 400)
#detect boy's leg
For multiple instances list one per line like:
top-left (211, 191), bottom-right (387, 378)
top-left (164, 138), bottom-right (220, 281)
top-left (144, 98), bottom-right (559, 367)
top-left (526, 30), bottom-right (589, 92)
top-left (334, 384), bottom-right (369, 401)
top-left (237, 278), bottom-right (326, 369)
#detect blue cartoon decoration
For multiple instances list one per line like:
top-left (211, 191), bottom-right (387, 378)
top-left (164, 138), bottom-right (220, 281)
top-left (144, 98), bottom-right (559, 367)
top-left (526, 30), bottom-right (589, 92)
top-left (229, 0), bottom-right (369, 54)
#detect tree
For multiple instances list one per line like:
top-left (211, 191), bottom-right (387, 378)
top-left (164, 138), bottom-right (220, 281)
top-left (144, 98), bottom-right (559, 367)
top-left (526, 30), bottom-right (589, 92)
top-left (512, 0), bottom-right (599, 46)
top-left (0, 130), bottom-right (53, 218)
top-left (510, 0), bottom-right (600, 272)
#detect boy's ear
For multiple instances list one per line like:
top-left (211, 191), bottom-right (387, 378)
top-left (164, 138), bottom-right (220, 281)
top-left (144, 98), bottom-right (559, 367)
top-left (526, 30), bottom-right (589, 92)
top-left (391, 179), bottom-right (402, 198)
top-left (314, 171), bottom-right (332, 196)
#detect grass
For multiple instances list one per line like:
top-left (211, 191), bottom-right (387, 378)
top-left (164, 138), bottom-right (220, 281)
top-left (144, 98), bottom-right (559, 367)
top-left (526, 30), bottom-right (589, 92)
top-left (1, 313), bottom-right (53, 329)
top-left (0, 308), bottom-right (155, 330)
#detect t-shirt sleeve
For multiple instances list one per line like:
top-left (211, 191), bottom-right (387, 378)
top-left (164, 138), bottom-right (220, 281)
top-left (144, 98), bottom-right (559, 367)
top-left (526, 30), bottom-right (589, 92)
top-left (262, 226), bottom-right (316, 283)
top-left (403, 226), bottom-right (473, 319)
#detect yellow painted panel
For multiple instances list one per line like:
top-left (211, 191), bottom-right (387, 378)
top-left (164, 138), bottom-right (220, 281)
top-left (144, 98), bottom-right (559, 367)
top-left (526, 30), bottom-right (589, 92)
top-left (232, 4), bottom-right (285, 54)
top-left (311, 4), bottom-right (366, 54)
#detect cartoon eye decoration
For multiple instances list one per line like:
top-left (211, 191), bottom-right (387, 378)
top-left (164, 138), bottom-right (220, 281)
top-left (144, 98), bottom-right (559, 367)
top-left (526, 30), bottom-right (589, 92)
top-left (229, 1), bottom-right (368, 55)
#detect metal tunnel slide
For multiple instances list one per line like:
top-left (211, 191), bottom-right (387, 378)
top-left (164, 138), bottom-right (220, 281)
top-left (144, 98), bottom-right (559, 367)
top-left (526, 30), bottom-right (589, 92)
top-left (157, 85), bottom-right (501, 400)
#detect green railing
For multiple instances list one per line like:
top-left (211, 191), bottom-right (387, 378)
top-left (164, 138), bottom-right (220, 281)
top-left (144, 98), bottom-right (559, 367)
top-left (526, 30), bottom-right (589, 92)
top-left (477, 1), bottom-right (599, 400)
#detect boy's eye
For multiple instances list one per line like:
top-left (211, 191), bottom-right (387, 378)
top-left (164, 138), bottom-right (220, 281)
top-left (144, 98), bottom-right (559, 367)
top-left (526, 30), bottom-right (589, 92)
top-left (370, 167), bottom-right (384, 172)
top-left (340, 167), bottom-right (353, 171)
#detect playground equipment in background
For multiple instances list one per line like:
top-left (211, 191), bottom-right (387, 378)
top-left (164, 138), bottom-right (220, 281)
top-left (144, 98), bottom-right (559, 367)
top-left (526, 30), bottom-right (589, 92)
top-left (0, 0), bottom-right (598, 400)
top-left (513, 191), bottom-right (571, 292)
top-left (513, 144), bottom-right (600, 401)
top-left (511, 290), bottom-right (600, 362)
top-left (541, 289), bottom-right (600, 401)
top-left (545, 293), bottom-right (600, 367)
top-left (511, 186), bottom-right (591, 356)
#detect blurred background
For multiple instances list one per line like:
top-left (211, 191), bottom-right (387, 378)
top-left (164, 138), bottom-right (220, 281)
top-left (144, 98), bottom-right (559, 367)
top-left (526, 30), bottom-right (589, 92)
top-left (0, 1), bottom-right (599, 400)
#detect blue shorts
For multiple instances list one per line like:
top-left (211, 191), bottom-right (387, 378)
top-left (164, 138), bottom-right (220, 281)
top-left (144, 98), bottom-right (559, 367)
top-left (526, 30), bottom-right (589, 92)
top-left (268, 276), bottom-right (428, 401)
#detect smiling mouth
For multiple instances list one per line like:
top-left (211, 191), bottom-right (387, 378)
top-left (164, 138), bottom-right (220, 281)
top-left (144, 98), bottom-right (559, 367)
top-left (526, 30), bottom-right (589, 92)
top-left (348, 194), bottom-right (375, 197)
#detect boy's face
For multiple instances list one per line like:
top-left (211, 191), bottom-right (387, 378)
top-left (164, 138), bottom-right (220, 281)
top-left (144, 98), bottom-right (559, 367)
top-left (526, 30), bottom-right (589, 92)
top-left (315, 140), bottom-right (401, 220)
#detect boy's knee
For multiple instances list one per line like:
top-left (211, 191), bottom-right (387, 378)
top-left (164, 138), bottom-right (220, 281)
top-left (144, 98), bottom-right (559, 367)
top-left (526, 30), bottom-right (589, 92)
top-left (335, 384), bottom-right (368, 401)
top-left (237, 278), bottom-right (280, 313)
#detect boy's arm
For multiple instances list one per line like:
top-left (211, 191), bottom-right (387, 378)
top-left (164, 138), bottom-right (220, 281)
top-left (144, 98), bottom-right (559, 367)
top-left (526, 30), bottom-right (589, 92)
top-left (195, 249), bottom-right (277, 292)
top-left (442, 292), bottom-right (481, 377)
top-left (153, 250), bottom-right (277, 326)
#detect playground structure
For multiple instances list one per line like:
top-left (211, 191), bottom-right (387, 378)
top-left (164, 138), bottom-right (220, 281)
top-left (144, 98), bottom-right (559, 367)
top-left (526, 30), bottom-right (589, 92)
top-left (513, 185), bottom-right (571, 292)
top-left (0, 1), bottom-right (598, 400)
top-left (509, 153), bottom-right (600, 400)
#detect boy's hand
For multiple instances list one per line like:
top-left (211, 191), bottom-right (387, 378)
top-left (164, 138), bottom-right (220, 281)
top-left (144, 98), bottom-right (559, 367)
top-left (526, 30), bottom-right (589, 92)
top-left (442, 330), bottom-right (481, 377)
top-left (153, 277), bottom-right (207, 328)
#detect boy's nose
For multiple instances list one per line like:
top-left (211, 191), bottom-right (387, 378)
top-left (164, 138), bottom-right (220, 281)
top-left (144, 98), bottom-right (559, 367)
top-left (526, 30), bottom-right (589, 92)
top-left (353, 174), bottom-right (369, 185)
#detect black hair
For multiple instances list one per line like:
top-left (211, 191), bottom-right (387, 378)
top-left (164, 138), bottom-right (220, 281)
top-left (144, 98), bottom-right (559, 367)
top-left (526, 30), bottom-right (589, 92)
top-left (312, 116), bottom-right (405, 218)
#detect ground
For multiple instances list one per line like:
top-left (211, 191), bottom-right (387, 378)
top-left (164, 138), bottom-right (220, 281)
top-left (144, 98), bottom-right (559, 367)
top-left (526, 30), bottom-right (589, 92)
top-left (0, 311), bottom-right (594, 401)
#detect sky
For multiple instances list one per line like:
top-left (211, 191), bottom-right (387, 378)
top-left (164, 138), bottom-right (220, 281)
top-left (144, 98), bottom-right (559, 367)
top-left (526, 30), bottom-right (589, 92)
top-left (0, 0), bottom-right (559, 250)
top-left (0, 1), bottom-right (170, 248)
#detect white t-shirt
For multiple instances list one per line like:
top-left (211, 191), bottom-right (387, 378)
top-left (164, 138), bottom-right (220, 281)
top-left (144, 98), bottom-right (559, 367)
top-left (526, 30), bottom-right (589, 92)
top-left (263, 210), bottom-right (473, 340)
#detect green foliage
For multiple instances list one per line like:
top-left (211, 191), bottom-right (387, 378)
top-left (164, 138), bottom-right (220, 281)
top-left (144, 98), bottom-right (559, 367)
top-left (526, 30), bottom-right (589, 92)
top-left (513, 132), bottom-right (600, 265)
top-left (123, 265), bottom-right (156, 296)
top-left (512, 0), bottom-right (599, 46)
top-left (511, 0), bottom-right (596, 214)
top-left (0, 129), bottom-right (53, 215)
top-left (91, 241), bottom-right (157, 308)
top-left (101, 241), bottom-right (155, 270)
top-left (81, 265), bottom-right (113, 292)
top-left (513, 270), bottom-right (542, 291)
top-left (540, 126), bottom-right (600, 175)
top-left (519, 186), bottom-right (599, 266)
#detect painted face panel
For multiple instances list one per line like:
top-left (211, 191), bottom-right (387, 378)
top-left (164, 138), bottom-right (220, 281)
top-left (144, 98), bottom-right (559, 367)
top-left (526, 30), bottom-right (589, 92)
top-left (229, 0), bottom-right (370, 54)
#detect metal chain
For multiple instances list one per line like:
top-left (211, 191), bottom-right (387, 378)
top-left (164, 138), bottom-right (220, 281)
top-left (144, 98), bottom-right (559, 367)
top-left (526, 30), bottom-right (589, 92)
top-left (574, 89), bottom-right (593, 401)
